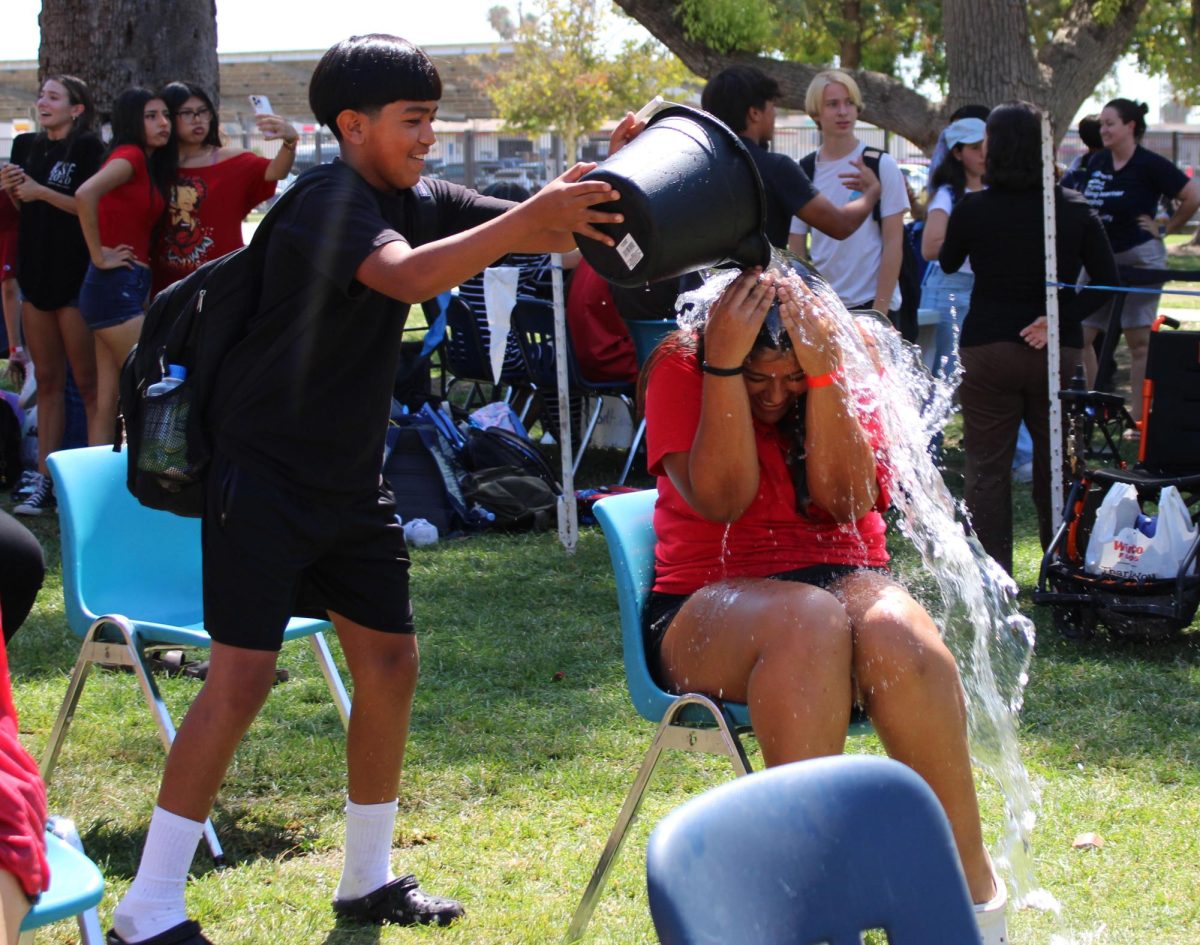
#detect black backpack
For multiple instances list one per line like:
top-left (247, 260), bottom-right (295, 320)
top-left (460, 465), bottom-right (557, 532)
top-left (799, 148), bottom-right (920, 342)
top-left (118, 168), bottom-right (438, 516)
top-left (462, 426), bottom-right (561, 495)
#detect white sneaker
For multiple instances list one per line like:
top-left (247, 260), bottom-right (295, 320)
top-left (974, 862), bottom-right (1009, 945)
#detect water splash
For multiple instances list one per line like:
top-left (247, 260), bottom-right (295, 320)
top-left (677, 252), bottom-right (1047, 910)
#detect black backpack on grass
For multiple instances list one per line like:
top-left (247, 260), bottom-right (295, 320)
top-left (462, 426), bottom-right (561, 495)
top-left (799, 147), bottom-right (920, 342)
top-left (460, 465), bottom-right (557, 531)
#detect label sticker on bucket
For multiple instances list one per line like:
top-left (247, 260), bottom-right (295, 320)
top-left (616, 233), bottom-right (644, 271)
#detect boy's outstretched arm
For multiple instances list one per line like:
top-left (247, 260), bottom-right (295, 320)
top-left (356, 163), bottom-right (622, 303)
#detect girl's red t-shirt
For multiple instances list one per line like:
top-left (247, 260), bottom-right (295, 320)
top-left (97, 144), bottom-right (165, 265)
top-left (645, 349), bottom-right (890, 596)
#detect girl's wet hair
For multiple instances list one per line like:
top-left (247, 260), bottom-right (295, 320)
top-left (309, 34), bottom-right (442, 140)
top-left (636, 294), bottom-right (793, 415)
top-left (159, 81), bottom-right (222, 148)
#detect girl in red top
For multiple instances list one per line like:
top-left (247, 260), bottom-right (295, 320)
top-left (151, 81), bottom-right (299, 294)
top-left (77, 88), bottom-right (175, 444)
top-left (643, 268), bottom-right (1006, 943)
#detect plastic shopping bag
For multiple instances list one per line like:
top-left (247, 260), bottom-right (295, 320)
top-left (1085, 483), bottom-right (1198, 579)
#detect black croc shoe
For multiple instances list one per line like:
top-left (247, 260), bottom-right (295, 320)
top-left (332, 874), bottom-right (464, 927)
top-left (106, 919), bottom-right (214, 945)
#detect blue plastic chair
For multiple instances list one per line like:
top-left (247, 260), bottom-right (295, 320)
top-left (569, 489), bottom-right (872, 942)
top-left (18, 829), bottom-right (104, 945)
top-left (646, 755), bottom-right (979, 945)
top-left (43, 446), bottom-right (352, 864)
top-left (617, 319), bottom-right (677, 485)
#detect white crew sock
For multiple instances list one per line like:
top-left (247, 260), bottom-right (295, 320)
top-left (111, 806), bottom-right (204, 943)
top-left (335, 798), bottom-right (399, 901)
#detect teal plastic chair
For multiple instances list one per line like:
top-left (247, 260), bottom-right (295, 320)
top-left (646, 756), bottom-right (979, 945)
top-left (44, 446), bottom-right (352, 864)
top-left (566, 488), bottom-right (752, 941)
top-left (568, 489), bottom-right (871, 942)
top-left (18, 828), bottom-right (104, 945)
top-left (617, 319), bottom-right (677, 485)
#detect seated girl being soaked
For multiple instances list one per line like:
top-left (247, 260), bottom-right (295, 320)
top-left (641, 268), bottom-right (1007, 944)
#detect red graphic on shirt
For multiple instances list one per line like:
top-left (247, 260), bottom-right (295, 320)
top-left (162, 175), bottom-right (215, 268)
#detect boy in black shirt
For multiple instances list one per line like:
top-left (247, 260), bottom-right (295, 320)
top-left (699, 65), bottom-right (880, 248)
top-left (109, 35), bottom-right (625, 945)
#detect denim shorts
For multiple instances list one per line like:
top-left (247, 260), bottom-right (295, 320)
top-left (79, 263), bottom-right (151, 329)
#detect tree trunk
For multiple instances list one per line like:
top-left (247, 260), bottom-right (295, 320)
top-left (39, 0), bottom-right (218, 119)
top-left (839, 0), bottom-right (861, 70)
top-left (616, 0), bottom-right (1149, 149)
top-left (943, 0), bottom-right (1041, 114)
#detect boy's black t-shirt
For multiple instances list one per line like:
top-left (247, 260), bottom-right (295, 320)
top-left (210, 161), bottom-right (510, 498)
top-left (10, 131), bottom-right (104, 309)
top-left (739, 136), bottom-right (818, 249)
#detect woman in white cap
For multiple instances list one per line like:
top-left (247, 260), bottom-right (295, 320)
top-left (918, 116), bottom-right (987, 378)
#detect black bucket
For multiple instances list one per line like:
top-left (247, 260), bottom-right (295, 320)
top-left (575, 104), bottom-right (770, 288)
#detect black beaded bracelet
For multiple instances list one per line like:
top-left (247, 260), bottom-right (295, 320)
top-left (701, 361), bottom-right (744, 376)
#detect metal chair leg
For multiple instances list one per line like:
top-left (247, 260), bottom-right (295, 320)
top-left (46, 615), bottom-right (226, 865)
top-left (309, 632), bottom-right (351, 731)
top-left (564, 694), bottom-right (751, 942)
top-left (572, 397), bottom-right (607, 476)
top-left (40, 639), bottom-right (98, 782)
top-left (618, 418), bottom-right (647, 486)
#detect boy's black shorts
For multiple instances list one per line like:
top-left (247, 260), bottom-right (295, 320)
top-left (202, 452), bottom-right (414, 652)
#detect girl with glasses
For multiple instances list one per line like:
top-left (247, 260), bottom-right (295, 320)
top-left (150, 81), bottom-right (300, 293)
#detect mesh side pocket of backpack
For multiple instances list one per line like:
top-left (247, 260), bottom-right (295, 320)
top-left (138, 382), bottom-right (199, 484)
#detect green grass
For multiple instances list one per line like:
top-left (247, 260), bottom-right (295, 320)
top-left (1164, 235), bottom-right (1200, 311)
top-left (5, 408), bottom-right (1199, 944)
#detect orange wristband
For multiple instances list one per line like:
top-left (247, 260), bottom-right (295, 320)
top-left (804, 367), bottom-right (843, 389)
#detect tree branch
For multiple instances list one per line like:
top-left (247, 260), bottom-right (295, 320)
top-left (614, 0), bottom-right (943, 149)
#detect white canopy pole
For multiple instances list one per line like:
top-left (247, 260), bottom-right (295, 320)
top-left (551, 254), bottom-right (578, 553)
top-left (1041, 113), bottom-right (1064, 531)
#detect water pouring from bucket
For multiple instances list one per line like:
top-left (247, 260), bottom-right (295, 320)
top-left (669, 252), bottom-right (1048, 915)
top-left (574, 104), bottom-right (772, 288)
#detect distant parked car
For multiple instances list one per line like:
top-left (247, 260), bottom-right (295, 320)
top-left (487, 167), bottom-right (543, 192)
top-left (898, 162), bottom-right (929, 194)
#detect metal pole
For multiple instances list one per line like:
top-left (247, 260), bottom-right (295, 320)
top-left (1041, 113), bottom-right (1064, 531)
top-left (551, 255), bottom-right (578, 553)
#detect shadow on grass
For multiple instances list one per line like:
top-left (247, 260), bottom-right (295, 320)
top-left (323, 920), bottom-right (382, 944)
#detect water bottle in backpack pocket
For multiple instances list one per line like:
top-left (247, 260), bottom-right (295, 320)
top-left (138, 364), bottom-right (196, 483)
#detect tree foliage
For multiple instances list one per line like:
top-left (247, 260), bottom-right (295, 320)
top-left (614, 0), bottom-right (1158, 149)
top-left (484, 0), bottom-right (690, 165)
